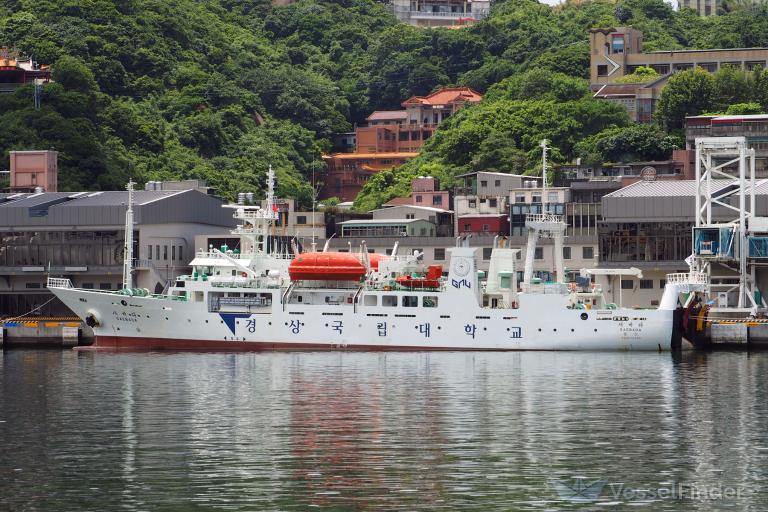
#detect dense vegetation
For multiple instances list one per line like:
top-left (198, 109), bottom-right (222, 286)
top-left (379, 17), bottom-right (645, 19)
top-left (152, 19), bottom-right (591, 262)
top-left (0, 0), bottom-right (766, 207)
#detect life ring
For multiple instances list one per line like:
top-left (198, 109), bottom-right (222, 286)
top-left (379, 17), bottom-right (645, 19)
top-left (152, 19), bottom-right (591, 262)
top-left (383, 285), bottom-right (392, 291)
top-left (568, 282), bottom-right (576, 291)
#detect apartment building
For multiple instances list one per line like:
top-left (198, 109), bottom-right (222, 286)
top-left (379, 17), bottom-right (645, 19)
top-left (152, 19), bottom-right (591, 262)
top-left (322, 88), bottom-right (482, 202)
top-left (679, 0), bottom-right (721, 16)
top-left (453, 171), bottom-right (539, 237)
top-left (590, 27), bottom-right (768, 122)
top-left (391, 0), bottom-right (491, 28)
top-left (381, 176), bottom-right (450, 210)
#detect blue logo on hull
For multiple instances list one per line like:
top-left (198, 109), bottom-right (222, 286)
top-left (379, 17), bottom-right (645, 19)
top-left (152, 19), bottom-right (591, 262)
top-left (219, 313), bottom-right (251, 334)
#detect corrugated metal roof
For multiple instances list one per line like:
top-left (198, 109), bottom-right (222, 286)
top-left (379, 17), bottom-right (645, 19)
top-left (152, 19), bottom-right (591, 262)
top-left (603, 180), bottom-right (750, 198)
top-left (338, 219), bottom-right (424, 225)
top-left (60, 190), bottom-right (184, 206)
top-left (369, 205), bottom-right (452, 214)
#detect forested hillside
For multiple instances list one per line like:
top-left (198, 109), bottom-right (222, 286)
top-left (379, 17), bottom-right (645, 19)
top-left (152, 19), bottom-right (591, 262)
top-left (0, 0), bottom-right (767, 206)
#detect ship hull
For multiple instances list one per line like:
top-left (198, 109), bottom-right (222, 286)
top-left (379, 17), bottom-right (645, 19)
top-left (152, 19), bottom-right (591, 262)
top-left (52, 287), bottom-right (674, 352)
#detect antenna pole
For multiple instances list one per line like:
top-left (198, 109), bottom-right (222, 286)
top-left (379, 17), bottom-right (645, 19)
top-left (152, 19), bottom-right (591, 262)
top-left (540, 139), bottom-right (548, 215)
top-left (122, 179), bottom-right (135, 290)
top-left (311, 158), bottom-right (317, 252)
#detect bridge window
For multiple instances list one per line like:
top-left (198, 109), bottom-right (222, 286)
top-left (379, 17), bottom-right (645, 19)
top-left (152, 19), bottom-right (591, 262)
top-left (383, 295), bottom-right (397, 307)
top-left (402, 296), bottom-right (418, 307)
top-left (423, 296), bottom-right (438, 308)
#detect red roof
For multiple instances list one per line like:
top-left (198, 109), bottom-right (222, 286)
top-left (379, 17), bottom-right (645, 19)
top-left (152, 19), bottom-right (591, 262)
top-left (402, 87), bottom-right (482, 107)
top-left (382, 197), bottom-right (412, 207)
top-left (366, 110), bottom-right (408, 122)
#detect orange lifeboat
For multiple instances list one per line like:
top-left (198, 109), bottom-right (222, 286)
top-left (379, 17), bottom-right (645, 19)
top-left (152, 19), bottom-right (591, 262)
top-left (289, 252), bottom-right (367, 281)
top-left (394, 265), bottom-right (443, 289)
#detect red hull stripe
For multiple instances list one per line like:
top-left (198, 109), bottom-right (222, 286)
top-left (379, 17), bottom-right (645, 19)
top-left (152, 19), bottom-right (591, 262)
top-left (75, 336), bottom-right (531, 352)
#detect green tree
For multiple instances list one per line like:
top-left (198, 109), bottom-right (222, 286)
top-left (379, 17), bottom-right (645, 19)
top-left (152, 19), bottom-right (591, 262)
top-left (575, 124), bottom-right (682, 165)
top-left (657, 68), bottom-right (716, 129)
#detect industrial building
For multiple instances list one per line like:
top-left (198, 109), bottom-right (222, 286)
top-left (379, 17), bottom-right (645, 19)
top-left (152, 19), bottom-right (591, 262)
top-left (0, 186), bottom-right (235, 316)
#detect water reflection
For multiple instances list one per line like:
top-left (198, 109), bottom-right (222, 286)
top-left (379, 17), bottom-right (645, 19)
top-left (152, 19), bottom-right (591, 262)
top-left (1, 350), bottom-right (767, 510)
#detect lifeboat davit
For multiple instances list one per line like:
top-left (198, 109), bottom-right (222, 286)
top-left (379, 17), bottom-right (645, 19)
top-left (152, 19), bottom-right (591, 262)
top-left (289, 252), bottom-right (366, 281)
top-left (394, 265), bottom-right (443, 289)
top-left (368, 253), bottom-right (390, 272)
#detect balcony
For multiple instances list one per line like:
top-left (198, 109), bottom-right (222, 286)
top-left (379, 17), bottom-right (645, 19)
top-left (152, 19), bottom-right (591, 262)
top-left (393, 7), bottom-right (489, 21)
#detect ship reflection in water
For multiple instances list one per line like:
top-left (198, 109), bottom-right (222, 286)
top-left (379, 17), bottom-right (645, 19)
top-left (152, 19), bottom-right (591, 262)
top-left (1, 350), bottom-right (767, 510)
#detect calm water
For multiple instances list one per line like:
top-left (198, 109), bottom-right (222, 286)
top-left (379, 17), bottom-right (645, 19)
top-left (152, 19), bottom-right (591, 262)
top-left (1, 349), bottom-right (767, 511)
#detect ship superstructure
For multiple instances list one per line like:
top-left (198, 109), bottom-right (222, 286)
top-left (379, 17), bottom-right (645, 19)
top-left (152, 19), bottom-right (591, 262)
top-left (48, 163), bottom-right (703, 351)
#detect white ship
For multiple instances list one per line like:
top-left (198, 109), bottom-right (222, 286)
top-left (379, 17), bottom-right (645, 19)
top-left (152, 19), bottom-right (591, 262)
top-left (48, 162), bottom-right (704, 352)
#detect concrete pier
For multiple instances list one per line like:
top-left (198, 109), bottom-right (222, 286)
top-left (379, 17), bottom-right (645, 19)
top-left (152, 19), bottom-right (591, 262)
top-left (0, 317), bottom-right (93, 348)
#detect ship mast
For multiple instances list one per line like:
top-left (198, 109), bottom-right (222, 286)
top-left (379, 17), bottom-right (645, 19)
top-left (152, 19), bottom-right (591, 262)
top-left (122, 179), bottom-right (135, 290)
top-left (522, 140), bottom-right (566, 286)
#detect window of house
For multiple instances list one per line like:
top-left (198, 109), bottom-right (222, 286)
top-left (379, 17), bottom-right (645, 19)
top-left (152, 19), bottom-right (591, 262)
top-left (296, 215), bottom-right (307, 225)
top-left (482, 224), bottom-right (490, 232)
top-left (621, 279), bottom-right (634, 290)
top-left (155, 245), bottom-right (160, 260)
top-left (534, 247), bottom-right (543, 260)
top-left (406, 214), bottom-right (415, 219)
top-left (482, 247), bottom-right (492, 260)
top-left (548, 192), bottom-right (558, 203)
top-left (82, 283), bottom-right (94, 289)
top-left (494, 180), bottom-right (501, 187)
top-left (178, 246), bottom-right (183, 261)
top-left (480, 180), bottom-right (487, 187)
top-left (432, 195), bottom-right (442, 205)
top-left (640, 279), bottom-right (653, 289)
top-left (163, 246), bottom-right (168, 260)
top-left (434, 248), bottom-right (445, 260)
top-left (25, 282), bottom-right (41, 289)
top-left (172, 246), bottom-right (176, 261)
top-left (532, 194), bottom-right (541, 203)
top-left (403, 296), bottom-right (418, 307)
top-left (420, 228), bottom-right (427, 236)
top-left (148, 244), bottom-right (153, 260)
top-left (99, 283), bottom-right (111, 290)
top-left (563, 246), bottom-right (571, 260)
top-left (611, 36), bottom-right (624, 54)
top-left (468, 199), bottom-right (476, 208)
top-left (515, 192), bottom-right (526, 203)
top-left (597, 64), bottom-right (608, 76)
top-left (582, 246), bottom-right (594, 259)
top-left (516, 251), bottom-right (521, 260)
top-left (416, 195), bottom-right (423, 203)
top-left (385, 249), bottom-right (393, 255)
top-left (464, 223), bottom-right (471, 232)
top-left (660, 279), bottom-right (667, 289)
top-left (489, 198), bottom-right (497, 208)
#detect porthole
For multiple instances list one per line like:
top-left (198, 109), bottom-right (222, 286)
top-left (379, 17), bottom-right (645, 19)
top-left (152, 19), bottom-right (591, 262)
top-left (580, 313), bottom-right (588, 321)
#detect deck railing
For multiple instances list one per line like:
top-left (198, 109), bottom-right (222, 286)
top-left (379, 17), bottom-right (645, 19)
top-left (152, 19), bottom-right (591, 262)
top-left (46, 277), bottom-right (73, 289)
